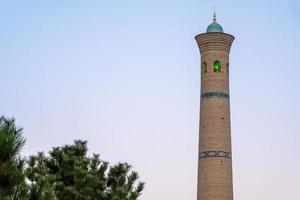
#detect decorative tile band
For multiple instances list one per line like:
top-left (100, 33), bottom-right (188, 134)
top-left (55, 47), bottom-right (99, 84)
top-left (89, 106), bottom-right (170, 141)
top-left (201, 92), bottom-right (229, 99)
top-left (199, 151), bottom-right (232, 159)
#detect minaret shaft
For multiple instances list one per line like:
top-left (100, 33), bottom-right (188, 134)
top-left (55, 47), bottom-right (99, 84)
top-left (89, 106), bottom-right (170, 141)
top-left (195, 32), bottom-right (234, 200)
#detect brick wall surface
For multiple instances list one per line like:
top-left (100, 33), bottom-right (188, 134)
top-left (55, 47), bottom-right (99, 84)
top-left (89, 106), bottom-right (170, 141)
top-left (195, 33), bottom-right (234, 200)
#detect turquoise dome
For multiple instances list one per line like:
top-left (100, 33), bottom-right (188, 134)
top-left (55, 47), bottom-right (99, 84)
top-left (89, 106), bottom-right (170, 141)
top-left (206, 22), bottom-right (223, 33)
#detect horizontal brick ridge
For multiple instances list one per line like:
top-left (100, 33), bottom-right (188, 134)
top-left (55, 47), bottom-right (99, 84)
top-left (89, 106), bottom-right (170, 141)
top-left (195, 32), bottom-right (234, 54)
top-left (199, 151), bottom-right (232, 159)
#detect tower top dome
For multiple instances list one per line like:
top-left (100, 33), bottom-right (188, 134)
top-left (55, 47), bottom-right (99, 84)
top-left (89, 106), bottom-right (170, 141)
top-left (206, 11), bottom-right (223, 33)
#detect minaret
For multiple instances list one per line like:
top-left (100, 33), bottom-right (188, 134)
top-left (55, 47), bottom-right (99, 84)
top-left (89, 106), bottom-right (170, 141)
top-left (195, 12), bottom-right (235, 200)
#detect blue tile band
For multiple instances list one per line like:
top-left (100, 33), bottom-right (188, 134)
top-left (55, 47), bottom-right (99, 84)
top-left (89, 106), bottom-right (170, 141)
top-left (199, 151), bottom-right (232, 159)
top-left (201, 92), bottom-right (229, 99)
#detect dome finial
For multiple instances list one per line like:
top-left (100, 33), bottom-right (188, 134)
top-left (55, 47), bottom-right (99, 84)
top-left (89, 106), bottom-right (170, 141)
top-left (206, 7), bottom-right (223, 33)
top-left (213, 6), bottom-right (217, 22)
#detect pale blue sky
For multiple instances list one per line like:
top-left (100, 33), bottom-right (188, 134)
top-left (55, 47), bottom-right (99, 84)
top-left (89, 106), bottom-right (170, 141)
top-left (1, 1), bottom-right (300, 200)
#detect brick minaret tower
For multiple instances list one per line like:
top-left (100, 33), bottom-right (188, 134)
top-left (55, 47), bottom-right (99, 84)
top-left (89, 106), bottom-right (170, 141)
top-left (195, 12), bottom-right (235, 200)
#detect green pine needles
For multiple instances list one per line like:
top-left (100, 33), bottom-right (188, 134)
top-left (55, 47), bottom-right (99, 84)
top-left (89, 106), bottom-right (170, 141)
top-left (0, 116), bottom-right (27, 199)
top-left (0, 116), bottom-right (145, 200)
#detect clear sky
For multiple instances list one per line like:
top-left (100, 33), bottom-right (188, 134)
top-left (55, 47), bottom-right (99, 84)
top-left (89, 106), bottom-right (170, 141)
top-left (1, 0), bottom-right (300, 199)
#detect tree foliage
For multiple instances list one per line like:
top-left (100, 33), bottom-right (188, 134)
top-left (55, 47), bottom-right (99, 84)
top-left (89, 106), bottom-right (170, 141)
top-left (0, 116), bottom-right (144, 200)
top-left (0, 116), bottom-right (27, 199)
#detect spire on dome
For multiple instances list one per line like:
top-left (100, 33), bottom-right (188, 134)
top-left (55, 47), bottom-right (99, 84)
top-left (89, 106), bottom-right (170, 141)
top-left (213, 7), bottom-right (217, 22)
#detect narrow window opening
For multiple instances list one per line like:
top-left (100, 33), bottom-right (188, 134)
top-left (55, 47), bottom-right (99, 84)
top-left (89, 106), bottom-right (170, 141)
top-left (203, 62), bottom-right (208, 73)
top-left (214, 60), bottom-right (221, 72)
top-left (226, 63), bottom-right (229, 74)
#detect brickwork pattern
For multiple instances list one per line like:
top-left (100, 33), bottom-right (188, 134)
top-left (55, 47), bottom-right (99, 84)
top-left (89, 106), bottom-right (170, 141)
top-left (195, 32), bottom-right (234, 200)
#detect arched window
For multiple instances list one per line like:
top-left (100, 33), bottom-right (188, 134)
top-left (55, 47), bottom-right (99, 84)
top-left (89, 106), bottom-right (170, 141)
top-left (202, 62), bottom-right (208, 73)
top-left (226, 63), bottom-right (229, 74)
top-left (213, 60), bottom-right (221, 72)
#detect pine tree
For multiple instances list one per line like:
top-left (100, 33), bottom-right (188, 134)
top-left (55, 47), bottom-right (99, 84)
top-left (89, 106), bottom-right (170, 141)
top-left (0, 116), bottom-right (27, 199)
top-left (0, 116), bottom-right (145, 200)
top-left (26, 140), bottom-right (144, 200)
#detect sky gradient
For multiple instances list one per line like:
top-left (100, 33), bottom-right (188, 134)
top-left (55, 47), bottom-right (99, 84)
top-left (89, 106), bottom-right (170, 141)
top-left (1, 1), bottom-right (300, 200)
